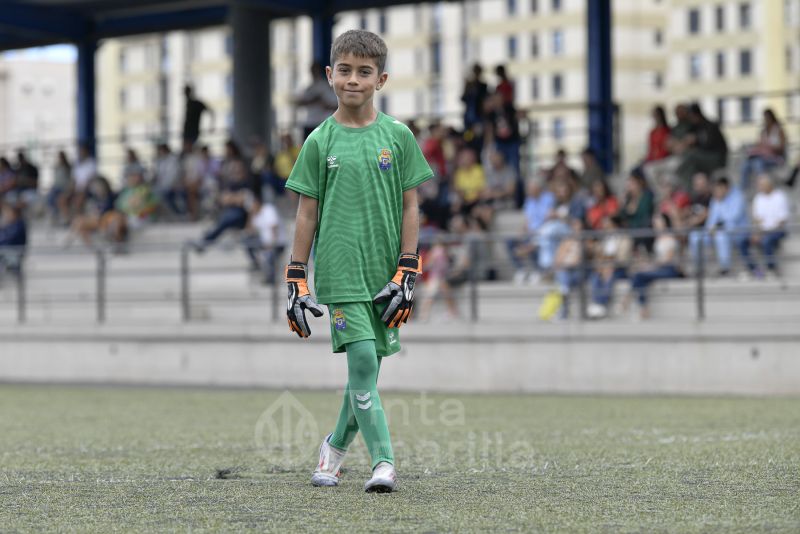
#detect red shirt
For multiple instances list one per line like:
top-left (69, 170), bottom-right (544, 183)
top-left (646, 125), bottom-right (671, 161)
top-left (587, 196), bottom-right (620, 230)
top-left (659, 191), bottom-right (691, 215)
top-left (422, 137), bottom-right (446, 178)
top-left (496, 80), bottom-right (514, 106)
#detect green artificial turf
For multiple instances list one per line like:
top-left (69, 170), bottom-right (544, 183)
top-left (0, 385), bottom-right (798, 533)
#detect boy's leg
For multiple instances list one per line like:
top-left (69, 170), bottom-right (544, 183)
top-left (345, 340), bottom-right (393, 469)
top-left (329, 358), bottom-right (384, 451)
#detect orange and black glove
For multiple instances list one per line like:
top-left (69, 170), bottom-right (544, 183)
top-left (372, 253), bottom-right (422, 328)
top-left (285, 261), bottom-right (324, 338)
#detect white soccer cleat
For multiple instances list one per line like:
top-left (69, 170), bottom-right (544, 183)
top-left (311, 433), bottom-right (346, 487)
top-left (364, 461), bottom-right (397, 493)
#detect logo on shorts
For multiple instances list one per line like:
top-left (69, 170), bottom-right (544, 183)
top-left (332, 308), bottom-right (346, 331)
top-left (377, 148), bottom-right (392, 171)
top-left (327, 155), bottom-right (339, 169)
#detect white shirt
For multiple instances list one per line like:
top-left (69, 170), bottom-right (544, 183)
top-left (252, 203), bottom-right (286, 246)
top-left (753, 189), bottom-right (790, 231)
top-left (73, 157), bottom-right (97, 192)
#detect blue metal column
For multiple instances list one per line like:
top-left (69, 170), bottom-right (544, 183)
top-left (230, 4), bottom-right (271, 147)
top-left (77, 39), bottom-right (96, 155)
top-left (312, 15), bottom-right (334, 67)
top-left (587, 0), bottom-right (613, 173)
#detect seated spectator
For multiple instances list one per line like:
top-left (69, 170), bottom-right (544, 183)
top-left (626, 213), bottom-right (683, 320)
top-left (482, 149), bottom-right (516, 209)
top-left (675, 103), bottom-right (728, 187)
top-left (741, 174), bottom-right (791, 278)
top-left (181, 141), bottom-right (206, 221)
top-left (0, 158), bottom-right (16, 200)
top-left (48, 150), bottom-right (72, 226)
top-left (104, 171), bottom-right (160, 245)
top-left (657, 177), bottom-right (691, 229)
top-left (71, 144), bottom-right (97, 216)
top-left (122, 148), bottom-right (146, 183)
top-left (641, 105), bottom-right (673, 184)
top-left (0, 202), bottom-right (27, 275)
top-left (544, 148), bottom-right (578, 184)
top-left (740, 109), bottom-right (787, 191)
top-left (684, 172), bottom-right (712, 232)
top-left (243, 197), bottom-right (287, 284)
top-left (579, 147), bottom-right (607, 189)
top-left (422, 122), bottom-right (447, 180)
top-left (621, 170), bottom-right (655, 253)
top-left (272, 133), bottom-right (300, 195)
top-left (507, 178), bottom-right (555, 284)
top-left (416, 233), bottom-right (459, 322)
top-left (689, 176), bottom-right (748, 276)
top-left (538, 177), bottom-right (585, 274)
top-left (66, 176), bottom-right (116, 248)
top-left (190, 159), bottom-right (254, 252)
top-left (587, 215), bottom-right (633, 319)
top-left (585, 178), bottom-right (619, 231)
top-left (13, 149), bottom-right (39, 206)
top-left (153, 143), bottom-right (184, 216)
top-left (452, 147), bottom-right (486, 215)
top-left (553, 218), bottom-right (586, 320)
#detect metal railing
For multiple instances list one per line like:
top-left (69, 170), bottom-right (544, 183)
top-left (3, 223), bottom-right (799, 325)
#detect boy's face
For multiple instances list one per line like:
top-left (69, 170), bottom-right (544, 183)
top-left (327, 53), bottom-right (387, 111)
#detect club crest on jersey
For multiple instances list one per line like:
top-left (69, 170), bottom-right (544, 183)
top-left (332, 308), bottom-right (346, 330)
top-left (377, 148), bottom-right (392, 171)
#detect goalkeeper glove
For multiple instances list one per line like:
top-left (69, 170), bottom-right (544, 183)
top-left (285, 261), bottom-right (324, 338)
top-left (372, 253), bottom-right (422, 328)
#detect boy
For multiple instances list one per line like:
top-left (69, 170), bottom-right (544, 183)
top-left (283, 30), bottom-right (433, 493)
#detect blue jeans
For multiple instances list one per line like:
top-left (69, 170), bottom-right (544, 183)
top-left (631, 265), bottom-right (682, 305)
top-left (590, 267), bottom-right (627, 306)
top-left (689, 230), bottom-right (749, 272)
top-left (203, 207), bottom-right (247, 244)
top-left (555, 268), bottom-right (583, 318)
top-left (740, 230), bottom-right (785, 272)
top-left (740, 155), bottom-right (783, 191)
top-left (506, 237), bottom-right (538, 271)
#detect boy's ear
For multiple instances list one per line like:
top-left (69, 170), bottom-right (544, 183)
top-left (326, 66), bottom-right (333, 86)
top-left (377, 71), bottom-right (389, 91)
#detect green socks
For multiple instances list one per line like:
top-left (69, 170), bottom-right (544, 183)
top-left (328, 340), bottom-right (394, 469)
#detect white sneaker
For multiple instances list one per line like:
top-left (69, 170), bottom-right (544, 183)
top-left (364, 461), bottom-right (397, 493)
top-left (512, 270), bottom-right (528, 285)
top-left (311, 433), bottom-right (346, 487)
top-left (586, 303), bottom-right (607, 319)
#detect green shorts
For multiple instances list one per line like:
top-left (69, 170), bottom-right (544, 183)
top-left (327, 302), bottom-right (401, 357)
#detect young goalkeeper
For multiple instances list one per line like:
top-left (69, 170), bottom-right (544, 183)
top-left (283, 30), bottom-right (433, 493)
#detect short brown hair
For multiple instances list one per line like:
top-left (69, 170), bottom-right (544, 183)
top-left (330, 30), bottom-right (388, 72)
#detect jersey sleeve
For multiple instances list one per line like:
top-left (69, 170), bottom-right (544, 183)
top-left (285, 136), bottom-right (321, 199)
top-left (400, 127), bottom-right (434, 191)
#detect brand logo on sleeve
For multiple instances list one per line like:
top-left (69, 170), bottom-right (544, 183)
top-left (377, 148), bottom-right (392, 171)
top-left (327, 155), bottom-right (339, 169)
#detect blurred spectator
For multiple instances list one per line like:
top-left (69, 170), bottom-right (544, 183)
top-left (553, 218), bottom-right (586, 320)
top-left (740, 109), bottom-right (787, 190)
top-left (295, 62), bottom-right (338, 139)
top-left (67, 176), bottom-right (116, 247)
top-left (621, 170), bottom-right (655, 252)
top-left (657, 177), bottom-right (691, 229)
top-left (545, 149), bottom-right (578, 183)
top-left (579, 147), bottom-right (606, 189)
top-left (666, 103), bottom-right (693, 154)
top-left (271, 134), bottom-right (300, 198)
top-left (494, 64), bottom-right (515, 107)
top-left (416, 234), bottom-right (458, 321)
top-left (452, 147), bottom-right (486, 216)
top-left (0, 202), bottom-right (27, 278)
top-left (627, 213), bottom-right (683, 319)
top-left (482, 149), bottom-right (516, 209)
top-left (182, 84), bottom-right (214, 147)
top-left (507, 178), bottom-right (555, 283)
top-left (675, 103), bottom-right (728, 187)
top-left (110, 170), bottom-right (159, 242)
top-left (153, 143), bottom-right (184, 216)
top-left (181, 141), bottom-right (206, 221)
top-left (249, 139), bottom-right (272, 200)
top-left (48, 151), bottom-right (72, 225)
top-left (71, 144), bottom-right (97, 215)
top-left (243, 197), bottom-right (287, 284)
top-left (122, 148), bottom-right (146, 183)
top-left (422, 122), bottom-right (447, 179)
top-left (741, 174), bottom-right (791, 278)
top-left (0, 158), bottom-right (15, 199)
top-left (587, 215), bottom-right (633, 319)
top-left (684, 172), bottom-right (712, 231)
top-left (14, 149), bottom-right (39, 205)
top-left (538, 177), bottom-right (583, 273)
top-left (641, 105), bottom-right (673, 184)
top-left (190, 159), bottom-right (254, 252)
top-left (440, 215), bottom-right (492, 312)
top-left (461, 63), bottom-right (489, 130)
top-left (585, 178), bottom-right (619, 231)
top-left (689, 176), bottom-right (748, 276)
top-left (486, 91), bottom-right (521, 179)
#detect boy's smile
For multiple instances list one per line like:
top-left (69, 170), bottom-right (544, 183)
top-left (327, 53), bottom-right (388, 113)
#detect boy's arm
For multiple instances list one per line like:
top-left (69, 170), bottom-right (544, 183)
top-left (400, 188), bottom-right (419, 254)
top-left (290, 194), bottom-right (318, 262)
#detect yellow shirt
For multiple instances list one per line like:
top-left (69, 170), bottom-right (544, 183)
top-left (274, 146), bottom-right (300, 179)
top-left (454, 164), bottom-right (486, 203)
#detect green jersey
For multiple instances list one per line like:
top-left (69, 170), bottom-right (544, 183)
top-left (286, 112), bottom-right (433, 304)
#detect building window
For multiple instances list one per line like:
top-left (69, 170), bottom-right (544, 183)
top-left (530, 119), bottom-right (539, 139)
top-left (531, 75), bottom-right (539, 100)
top-left (119, 126), bottom-right (127, 144)
top-left (715, 5), bottom-right (725, 32)
top-left (507, 0), bottom-right (516, 15)
top-left (359, 14), bottom-right (368, 30)
top-left (508, 36), bottom-right (517, 59)
top-left (552, 0), bottom-right (561, 12)
top-left (119, 88), bottom-right (127, 109)
top-left (225, 34), bottom-right (233, 56)
top-left (380, 95), bottom-right (389, 114)
top-left (654, 30), bottom-right (663, 46)
top-left (531, 33), bottom-right (539, 57)
top-left (739, 2), bottom-right (751, 29)
top-left (689, 53), bottom-right (702, 80)
top-left (688, 8), bottom-right (701, 35)
top-left (379, 11), bottom-right (387, 33)
top-left (552, 73), bottom-right (563, 98)
top-left (552, 29), bottom-right (564, 55)
top-left (431, 40), bottom-right (441, 75)
top-left (739, 49), bottom-right (752, 76)
top-left (553, 117), bottom-right (564, 141)
top-left (717, 98), bottom-right (725, 125)
top-left (740, 97), bottom-right (753, 123)
top-left (531, 0), bottom-right (538, 13)
top-left (715, 51), bottom-right (725, 78)
top-left (119, 48), bottom-right (127, 72)
top-left (654, 72), bottom-right (663, 89)
top-left (225, 74), bottom-right (233, 97)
